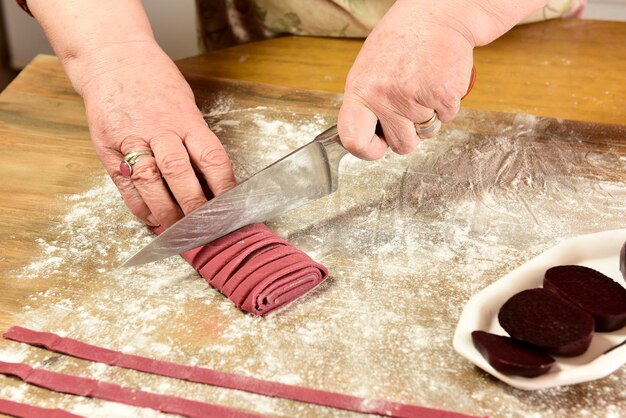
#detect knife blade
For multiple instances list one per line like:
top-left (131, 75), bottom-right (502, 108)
top-left (122, 125), bottom-right (347, 267)
top-left (123, 66), bottom-right (478, 268)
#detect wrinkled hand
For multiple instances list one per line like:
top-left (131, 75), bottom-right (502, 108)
top-left (77, 41), bottom-right (235, 228)
top-left (337, 0), bottom-right (478, 160)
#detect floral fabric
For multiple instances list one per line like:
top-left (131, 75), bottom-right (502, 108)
top-left (197, 0), bottom-right (587, 51)
top-left (14, 0), bottom-right (586, 51)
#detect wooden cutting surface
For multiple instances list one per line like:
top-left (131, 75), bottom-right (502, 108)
top-left (0, 19), bottom-right (625, 418)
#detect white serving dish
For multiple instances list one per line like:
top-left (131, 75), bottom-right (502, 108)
top-left (453, 229), bottom-right (626, 390)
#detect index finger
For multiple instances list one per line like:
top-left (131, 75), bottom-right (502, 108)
top-left (337, 95), bottom-right (388, 160)
top-left (184, 127), bottom-right (236, 197)
top-left (150, 132), bottom-right (208, 215)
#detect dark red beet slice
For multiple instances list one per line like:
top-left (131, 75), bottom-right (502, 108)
top-left (619, 242), bottom-right (626, 280)
top-left (472, 331), bottom-right (555, 377)
top-left (544, 265), bottom-right (626, 332)
top-left (498, 288), bottom-right (594, 356)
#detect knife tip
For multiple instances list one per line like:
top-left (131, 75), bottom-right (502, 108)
top-left (119, 255), bottom-right (141, 269)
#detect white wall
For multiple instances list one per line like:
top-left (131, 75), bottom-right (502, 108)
top-left (2, 0), bottom-right (198, 68)
top-left (584, 0), bottom-right (626, 20)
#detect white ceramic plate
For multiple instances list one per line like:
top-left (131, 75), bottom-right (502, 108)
top-left (453, 229), bottom-right (626, 390)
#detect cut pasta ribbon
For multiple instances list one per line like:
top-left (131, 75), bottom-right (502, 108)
top-left (154, 223), bottom-right (328, 316)
top-left (0, 398), bottom-right (81, 418)
top-left (0, 360), bottom-right (260, 418)
top-left (4, 326), bottom-right (481, 418)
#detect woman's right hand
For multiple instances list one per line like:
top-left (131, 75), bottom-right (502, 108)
top-left (337, 0), bottom-right (550, 161)
top-left (74, 41), bottom-right (236, 228)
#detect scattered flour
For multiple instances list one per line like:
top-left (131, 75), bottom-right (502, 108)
top-left (0, 346), bottom-right (29, 363)
top-left (1, 95), bottom-right (625, 417)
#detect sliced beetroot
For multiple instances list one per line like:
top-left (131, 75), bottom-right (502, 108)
top-left (619, 242), bottom-right (626, 280)
top-left (544, 265), bottom-right (626, 332)
top-left (472, 331), bottom-right (555, 377)
top-left (498, 288), bottom-right (594, 356)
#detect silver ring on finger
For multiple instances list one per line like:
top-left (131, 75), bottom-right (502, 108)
top-left (120, 150), bottom-right (154, 177)
top-left (414, 113), bottom-right (439, 135)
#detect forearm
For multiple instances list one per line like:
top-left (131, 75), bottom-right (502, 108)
top-left (27, 0), bottom-right (157, 95)
top-left (469, 0), bottom-right (550, 45)
top-left (399, 0), bottom-right (549, 47)
top-left (20, 0), bottom-right (235, 225)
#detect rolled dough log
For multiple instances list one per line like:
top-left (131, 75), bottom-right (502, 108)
top-left (154, 223), bottom-right (328, 316)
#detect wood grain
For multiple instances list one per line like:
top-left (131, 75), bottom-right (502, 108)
top-left (179, 19), bottom-right (626, 125)
top-left (0, 56), bottom-right (98, 334)
top-left (0, 19), bottom-right (625, 417)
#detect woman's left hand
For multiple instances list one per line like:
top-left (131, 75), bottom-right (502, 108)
top-left (336, 0), bottom-right (482, 160)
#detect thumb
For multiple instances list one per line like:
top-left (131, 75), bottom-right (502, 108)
top-left (337, 96), bottom-right (388, 160)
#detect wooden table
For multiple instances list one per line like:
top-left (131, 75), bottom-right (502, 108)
top-left (178, 19), bottom-right (626, 125)
top-left (0, 19), bottom-right (624, 417)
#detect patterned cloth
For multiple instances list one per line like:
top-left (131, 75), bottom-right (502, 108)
top-left (15, 0), bottom-right (586, 51)
top-left (197, 0), bottom-right (587, 51)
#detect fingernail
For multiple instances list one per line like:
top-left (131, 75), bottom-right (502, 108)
top-left (146, 214), bottom-right (159, 226)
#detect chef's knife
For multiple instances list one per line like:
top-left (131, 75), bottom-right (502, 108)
top-left (122, 125), bottom-right (347, 267)
top-left (122, 66), bottom-right (477, 267)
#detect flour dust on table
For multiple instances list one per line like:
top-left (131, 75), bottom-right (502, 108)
top-left (2, 98), bottom-right (625, 417)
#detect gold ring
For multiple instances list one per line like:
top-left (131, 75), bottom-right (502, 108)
top-left (119, 150), bottom-right (153, 177)
top-left (414, 113), bottom-right (439, 135)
